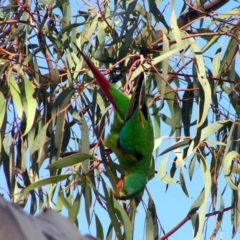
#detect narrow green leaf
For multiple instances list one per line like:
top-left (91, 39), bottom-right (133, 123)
top-left (97, 21), bottom-right (107, 48)
top-left (59, 189), bottom-right (71, 211)
top-left (160, 113), bottom-right (174, 127)
top-left (119, 19), bottom-right (139, 59)
top-left (61, 0), bottom-right (71, 24)
top-left (95, 214), bottom-right (104, 240)
top-left (182, 82), bottom-right (194, 137)
top-left (193, 157), bottom-right (211, 240)
top-left (219, 37), bottom-right (238, 76)
top-left (202, 35), bottom-right (220, 53)
top-left (212, 47), bottom-right (221, 77)
top-left (106, 224), bottom-right (113, 240)
top-left (153, 137), bottom-right (163, 151)
top-left (84, 178), bottom-right (91, 225)
top-left (205, 140), bottom-right (226, 146)
top-left (197, 152), bottom-right (207, 175)
top-left (145, 198), bottom-right (159, 240)
top-left (223, 121), bottom-right (236, 159)
top-left (210, 194), bottom-right (224, 238)
top-left (173, 98), bottom-right (182, 139)
top-left (169, 157), bottom-right (178, 183)
top-left (190, 38), bottom-right (211, 127)
top-left (129, 65), bottom-right (145, 82)
top-left (8, 70), bottom-right (23, 118)
top-left (39, 0), bottom-right (55, 4)
top-left (170, 9), bottom-right (183, 46)
top-left (179, 168), bottom-right (189, 197)
top-left (148, 0), bottom-right (168, 28)
top-left (200, 120), bottom-right (228, 142)
top-left (56, 189), bottom-right (64, 211)
top-left (61, 120), bottom-right (71, 152)
top-left (103, 164), bottom-right (118, 193)
top-left (231, 183), bottom-right (240, 238)
top-left (223, 151), bottom-right (240, 191)
top-left (23, 174), bottom-right (71, 194)
top-left (113, 197), bottom-right (133, 240)
top-left (68, 191), bottom-right (81, 224)
top-left (0, 91), bottom-right (6, 128)
top-left (102, 178), bottom-right (122, 239)
top-left (30, 122), bottom-right (50, 154)
top-left (47, 153), bottom-right (92, 170)
top-left (0, 91), bottom-right (6, 158)
top-left (120, 0), bottom-right (137, 37)
top-left (151, 40), bottom-right (191, 66)
top-left (51, 88), bottom-right (74, 163)
top-left (152, 104), bottom-right (161, 155)
top-left (185, 120), bottom-right (229, 161)
top-left (159, 31), bottom-right (169, 109)
top-left (22, 76), bottom-right (37, 136)
top-left (188, 155), bottom-right (196, 180)
top-left (81, 116), bottom-right (90, 173)
top-left (189, 189), bottom-right (205, 234)
top-left (160, 139), bottom-right (191, 156)
top-left (158, 153), bottom-right (178, 184)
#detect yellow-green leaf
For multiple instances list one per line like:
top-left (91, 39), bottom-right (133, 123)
top-left (47, 153), bottom-right (93, 170)
top-left (22, 174), bottom-right (71, 194)
top-left (8, 70), bottom-right (23, 118)
top-left (22, 76), bottom-right (37, 136)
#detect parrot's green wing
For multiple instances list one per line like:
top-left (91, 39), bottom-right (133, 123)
top-left (107, 73), bottom-right (154, 173)
top-left (118, 73), bottom-right (153, 157)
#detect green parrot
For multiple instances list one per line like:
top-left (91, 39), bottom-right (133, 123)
top-left (75, 45), bottom-right (139, 171)
top-left (116, 74), bottom-right (154, 199)
top-left (75, 45), bottom-right (154, 200)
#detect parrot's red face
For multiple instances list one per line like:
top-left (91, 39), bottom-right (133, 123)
top-left (114, 179), bottom-right (131, 200)
top-left (114, 177), bottom-right (130, 200)
top-left (113, 174), bottom-right (147, 200)
top-left (117, 178), bottom-right (124, 191)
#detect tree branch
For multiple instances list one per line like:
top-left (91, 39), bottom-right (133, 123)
top-left (160, 205), bottom-right (233, 240)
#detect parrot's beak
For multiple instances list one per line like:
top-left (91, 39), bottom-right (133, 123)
top-left (112, 190), bottom-right (127, 200)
